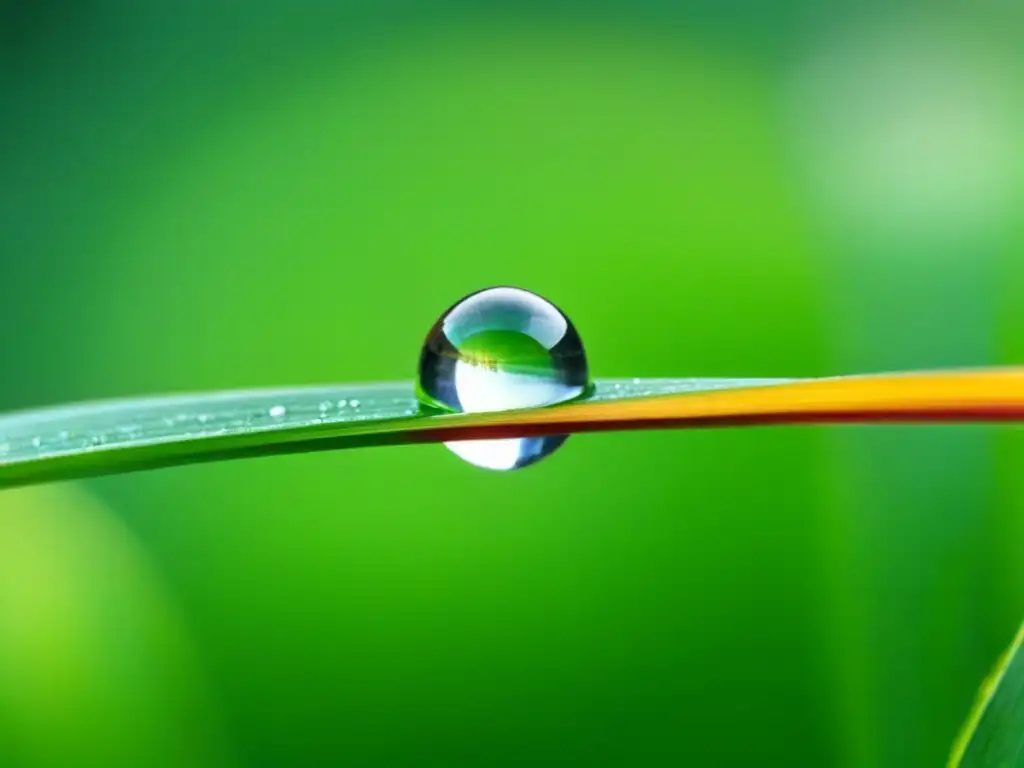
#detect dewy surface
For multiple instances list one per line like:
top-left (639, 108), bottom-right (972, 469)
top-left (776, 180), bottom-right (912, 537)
top-left (0, 377), bottom-right (784, 486)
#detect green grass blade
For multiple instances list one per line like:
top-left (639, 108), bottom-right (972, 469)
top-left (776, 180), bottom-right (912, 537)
top-left (0, 378), bottom-right (784, 487)
top-left (1, 367), bottom-right (1023, 488)
top-left (949, 621), bottom-right (1024, 767)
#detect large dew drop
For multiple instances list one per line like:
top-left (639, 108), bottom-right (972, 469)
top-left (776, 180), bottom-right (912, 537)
top-left (417, 287), bottom-right (589, 470)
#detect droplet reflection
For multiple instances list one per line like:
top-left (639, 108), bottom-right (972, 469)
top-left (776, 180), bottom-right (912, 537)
top-left (417, 286), bottom-right (589, 470)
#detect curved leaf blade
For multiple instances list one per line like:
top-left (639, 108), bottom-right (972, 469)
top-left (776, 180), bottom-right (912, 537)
top-left (0, 378), bottom-right (783, 486)
top-left (950, 621), bottom-right (1024, 767)
top-left (1, 367), bottom-right (1023, 488)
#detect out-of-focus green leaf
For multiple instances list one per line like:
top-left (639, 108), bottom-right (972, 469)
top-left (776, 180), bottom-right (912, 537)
top-left (950, 621), bottom-right (1024, 767)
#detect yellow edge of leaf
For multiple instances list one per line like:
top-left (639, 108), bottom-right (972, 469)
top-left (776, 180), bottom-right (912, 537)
top-left (949, 620), bottom-right (1024, 768)
top-left (434, 368), bottom-right (1024, 431)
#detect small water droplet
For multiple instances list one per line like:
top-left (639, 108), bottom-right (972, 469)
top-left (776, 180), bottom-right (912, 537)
top-left (197, 413), bottom-right (210, 424)
top-left (417, 286), bottom-right (588, 471)
top-left (30, 436), bottom-right (42, 448)
top-left (337, 399), bottom-right (348, 408)
top-left (269, 405), bottom-right (286, 418)
top-left (318, 400), bottom-right (332, 413)
top-left (58, 429), bottom-right (71, 441)
top-left (349, 399), bottom-right (360, 408)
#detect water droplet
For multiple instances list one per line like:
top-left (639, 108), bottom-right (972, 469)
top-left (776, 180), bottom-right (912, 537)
top-left (30, 436), bottom-right (42, 449)
top-left (337, 399), bottom-right (348, 409)
top-left (417, 286), bottom-right (589, 471)
top-left (349, 399), bottom-right (360, 408)
top-left (116, 425), bottom-right (140, 441)
top-left (197, 413), bottom-right (210, 424)
top-left (318, 400), bottom-right (332, 413)
top-left (269, 405), bottom-right (286, 418)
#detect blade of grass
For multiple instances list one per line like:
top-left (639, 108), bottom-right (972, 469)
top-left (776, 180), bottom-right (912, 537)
top-left (949, 620), bottom-right (1024, 767)
top-left (1, 367), bottom-right (1023, 488)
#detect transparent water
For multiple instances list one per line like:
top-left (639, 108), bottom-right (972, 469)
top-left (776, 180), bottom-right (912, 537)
top-left (417, 286), bottom-right (589, 470)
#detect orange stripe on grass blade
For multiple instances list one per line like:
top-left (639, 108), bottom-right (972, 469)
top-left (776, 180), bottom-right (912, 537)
top-left (411, 368), bottom-right (1024, 441)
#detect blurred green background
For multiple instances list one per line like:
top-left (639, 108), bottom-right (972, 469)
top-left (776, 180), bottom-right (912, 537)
top-left (0, 2), bottom-right (1022, 766)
